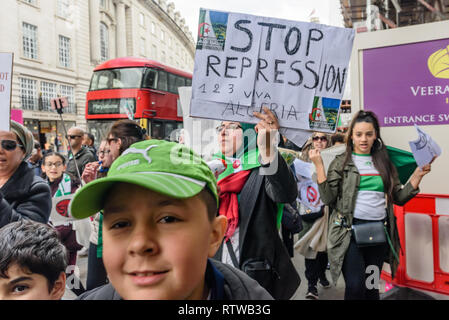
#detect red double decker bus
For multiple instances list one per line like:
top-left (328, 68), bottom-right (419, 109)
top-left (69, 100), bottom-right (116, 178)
top-left (85, 57), bottom-right (192, 143)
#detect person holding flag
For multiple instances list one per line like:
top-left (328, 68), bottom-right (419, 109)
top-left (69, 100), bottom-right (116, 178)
top-left (309, 110), bottom-right (432, 300)
top-left (41, 151), bottom-right (85, 296)
top-left (213, 106), bottom-right (300, 300)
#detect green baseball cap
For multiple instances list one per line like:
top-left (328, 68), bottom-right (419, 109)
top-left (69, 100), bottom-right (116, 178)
top-left (70, 139), bottom-right (218, 219)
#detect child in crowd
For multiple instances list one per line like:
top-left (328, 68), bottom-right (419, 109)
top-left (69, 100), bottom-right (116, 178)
top-left (70, 139), bottom-right (273, 300)
top-left (0, 219), bottom-right (67, 300)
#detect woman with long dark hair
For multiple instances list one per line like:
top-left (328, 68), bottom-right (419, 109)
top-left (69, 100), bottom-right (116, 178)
top-left (309, 110), bottom-right (431, 300)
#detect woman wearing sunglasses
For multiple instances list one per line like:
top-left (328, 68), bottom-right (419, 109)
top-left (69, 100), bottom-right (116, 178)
top-left (294, 132), bottom-right (332, 300)
top-left (0, 120), bottom-right (52, 228)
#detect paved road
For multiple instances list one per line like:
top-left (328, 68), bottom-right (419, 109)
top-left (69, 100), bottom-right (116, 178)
top-left (62, 246), bottom-right (350, 300)
top-left (64, 243), bottom-right (449, 300)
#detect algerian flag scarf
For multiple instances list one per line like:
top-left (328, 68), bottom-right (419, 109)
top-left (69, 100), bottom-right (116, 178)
top-left (54, 173), bottom-right (72, 197)
top-left (213, 123), bottom-right (284, 231)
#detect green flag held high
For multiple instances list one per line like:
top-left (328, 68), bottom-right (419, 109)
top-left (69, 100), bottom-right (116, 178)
top-left (387, 146), bottom-right (417, 185)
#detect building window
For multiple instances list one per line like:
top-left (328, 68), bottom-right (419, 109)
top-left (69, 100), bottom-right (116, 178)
top-left (151, 22), bottom-right (156, 34)
top-left (59, 35), bottom-right (71, 68)
top-left (140, 38), bottom-right (146, 56)
top-left (100, 22), bottom-right (109, 62)
top-left (100, 0), bottom-right (105, 8)
top-left (139, 12), bottom-right (145, 27)
top-left (57, 0), bottom-right (70, 17)
top-left (60, 84), bottom-right (75, 113)
top-left (40, 81), bottom-right (57, 111)
top-left (20, 77), bottom-right (37, 110)
top-left (23, 0), bottom-right (37, 5)
top-left (168, 37), bottom-right (172, 48)
top-left (161, 50), bottom-right (166, 63)
top-left (160, 30), bottom-right (165, 42)
top-left (152, 44), bottom-right (157, 60)
top-left (22, 22), bottom-right (38, 60)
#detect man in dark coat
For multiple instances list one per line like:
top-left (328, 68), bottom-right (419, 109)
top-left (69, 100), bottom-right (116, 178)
top-left (0, 121), bottom-right (51, 227)
top-left (66, 127), bottom-right (96, 180)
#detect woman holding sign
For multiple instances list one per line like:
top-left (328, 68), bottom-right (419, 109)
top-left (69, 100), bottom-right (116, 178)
top-left (294, 132), bottom-right (332, 300)
top-left (0, 120), bottom-right (51, 228)
top-left (309, 110), bottom-right (431, 300)
top-left (213, 106), bottom-right (300, 300)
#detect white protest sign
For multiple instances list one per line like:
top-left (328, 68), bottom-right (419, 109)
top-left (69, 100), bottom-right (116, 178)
top-left (0, 53), bottom-right (13, 131)
top-left (311, 143), bottom-right (346, 176)
top-left (50, 194), bottom-right (76, 225)
top-left (190, 9), bottom-right (354, 133)
top-left (51, 194), bottom-right (92, 248)
top-left (297, 178), bottom-right (323, 212)
top-left (293, 158), bottom-right (313, 180)
top-left (409, 124), bottom-right (441, 168)
top-left (279, 127), bottom-right (311, 150)
top-left (178, 86), bottom-right (220, 160)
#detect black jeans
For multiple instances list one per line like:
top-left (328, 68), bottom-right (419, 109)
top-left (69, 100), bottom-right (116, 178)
top-left (305, 251), bottom-right (328, 288)
top-left (342, 218), bottom-right (388, 300)
top-left (86, 242), bottom-right (108, 291)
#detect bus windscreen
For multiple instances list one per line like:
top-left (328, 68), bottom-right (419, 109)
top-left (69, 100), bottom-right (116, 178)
top-left (90, 67), bottom-right (144, 90)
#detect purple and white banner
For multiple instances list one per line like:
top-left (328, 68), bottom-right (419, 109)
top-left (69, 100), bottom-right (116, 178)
top-left (363, 38), bottom-right (449, 127)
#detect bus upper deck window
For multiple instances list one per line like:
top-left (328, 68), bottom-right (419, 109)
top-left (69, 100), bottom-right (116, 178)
top-left (157, 71), bottom-right (168, 91)
top-left (143, 70), bottom-right (157, 89)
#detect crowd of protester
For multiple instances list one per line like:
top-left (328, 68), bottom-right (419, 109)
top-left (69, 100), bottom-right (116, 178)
top-left (0, 110), bottom-right (432, 300)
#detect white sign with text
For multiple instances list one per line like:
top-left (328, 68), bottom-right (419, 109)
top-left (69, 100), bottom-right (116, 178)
top-left (0, 53), bottom-right (13, 131)
top-left (190, 9), bottom-right (354, 135)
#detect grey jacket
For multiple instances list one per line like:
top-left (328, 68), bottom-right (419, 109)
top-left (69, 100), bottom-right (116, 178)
top-left (76, 259), bottom-right (273, 300)
top-left (66, 146), bottom-right (96, 179)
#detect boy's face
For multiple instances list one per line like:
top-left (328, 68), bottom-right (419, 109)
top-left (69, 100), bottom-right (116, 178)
top-left (102, 183), bottom-right (226, 300)
top-left (0, 264), bottom-right (65, 300)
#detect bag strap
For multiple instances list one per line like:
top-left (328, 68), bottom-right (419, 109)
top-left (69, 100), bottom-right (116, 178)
top-left (384, 224), bottom-right (400, 263)
top-left (225, 240), bottom-right (239, 268)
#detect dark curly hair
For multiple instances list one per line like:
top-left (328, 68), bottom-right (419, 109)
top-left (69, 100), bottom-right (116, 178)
top-left (0, 220), bottom-right (68, 292)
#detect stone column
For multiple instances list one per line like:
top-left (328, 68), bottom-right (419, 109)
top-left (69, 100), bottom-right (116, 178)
top-left (89, 0), bottom-right (101, 63)
top-left (116, 1), bottom-right (127, 57)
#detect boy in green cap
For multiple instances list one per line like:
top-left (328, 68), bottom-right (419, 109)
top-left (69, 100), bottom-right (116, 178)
top-left (71, 139), bottom-right (272, 300)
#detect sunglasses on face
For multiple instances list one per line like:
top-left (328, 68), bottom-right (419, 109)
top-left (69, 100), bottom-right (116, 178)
top-left (66, 135), bottom-right (82, 140)
top-left (216, 124), bottom-right (242, 133)
top-left (0, 140), bottom-right (23, 151)
top-left (312, 136), bottom-right (328, 142)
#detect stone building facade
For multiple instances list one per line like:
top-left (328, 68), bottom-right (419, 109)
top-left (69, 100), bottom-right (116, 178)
top-left (0, 0), bottom-right (195, 152)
